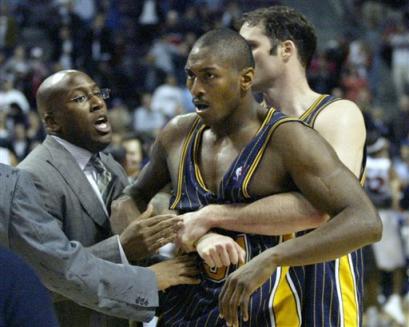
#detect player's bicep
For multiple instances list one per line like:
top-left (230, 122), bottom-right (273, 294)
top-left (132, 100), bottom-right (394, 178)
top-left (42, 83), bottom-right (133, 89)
top-left (314, 101), bottom-right (365, 177)
top-left (276, 123), bottom-right (364, 217)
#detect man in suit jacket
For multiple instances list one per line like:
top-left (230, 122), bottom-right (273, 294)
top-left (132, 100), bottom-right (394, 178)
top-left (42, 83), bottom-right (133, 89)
top-left (0, 163), bottom-right (197, 323)
top-left (19, 70), bottom-right (198, 326)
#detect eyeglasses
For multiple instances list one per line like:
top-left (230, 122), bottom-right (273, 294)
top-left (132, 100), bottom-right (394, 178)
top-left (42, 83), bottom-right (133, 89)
top-left (70, 88), bottom-right (111, 104)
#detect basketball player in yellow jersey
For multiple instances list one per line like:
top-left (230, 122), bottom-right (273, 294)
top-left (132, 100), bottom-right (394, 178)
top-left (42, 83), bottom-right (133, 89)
top-left (174, 6), bottom-right (369, 327)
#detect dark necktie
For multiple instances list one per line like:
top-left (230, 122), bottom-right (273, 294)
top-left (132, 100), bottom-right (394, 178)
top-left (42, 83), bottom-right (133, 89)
top-left (89, 154), bottom-right (112, 204)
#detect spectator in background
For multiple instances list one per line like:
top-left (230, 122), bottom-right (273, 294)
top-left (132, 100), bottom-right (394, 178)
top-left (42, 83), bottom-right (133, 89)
top-left (348, 39), bottom-right (372, 79)
top-left (122, 134), bottom-right (145, 181)
top-left (133, 92), bottom-right (165, 136)
top-left (81, 13), bottom-right (114, 71)
top-left (0, 112), bottom-right (9, 143)
top-left (0, 76), bottom-right (30, 113)
top-left (72, 0), bottom-right (96, 24)
top-left (388, 17), bottom-right (409, 96)
top-left (136, 0), bottom-right (163, 47)
top-left (340, 65), bottom-right (369, 102)
top-left (180, 6), bottom-right (204, 37)
top-left (11, 123), bottom-right (30, 162)
top-left (7, 102), bottom-right (26, 127)
top-left (370, 105), bottom-right (390, 138)
top-left (0, 2), bottom-right (18, 54)
top-left (390, 93), bottom-right (409, 149)
top-left (365, 137), bottom-right (406, 325)
top-left (309, 53), bottom-right (338, 94)
top-left (151, 74), bottom-right (184, 120)
top-left (53, 26), bottom-right (76, 69)
top-left (3, 45), bottom-right (29, 82)
top-left (0, 146), bottom-right (17, 166)
top-left (0, 110), bottom-right (17, 165)
top-left (222, 1), bottom-right (242, 29)
top-left (26, 47), bottom-right (50, 106)
top-left (108, 100), bottom-right (132, 143)
top-left (163, 10), bottom-right (184, 42)
top-left (148, 34), bottom-right (179, 76)
top-left (26, 111), bottom-right (45, 144)
top-left (394, 140), bottom-right (409, 188)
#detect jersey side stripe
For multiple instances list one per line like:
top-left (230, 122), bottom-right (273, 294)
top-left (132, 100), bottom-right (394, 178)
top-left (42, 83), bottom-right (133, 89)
top-left (271, 266), bottom-right (301, 327)
top-left (170, 117), bottom-right (201, 209)
top-left (340, 254), bottom-right (359, 327)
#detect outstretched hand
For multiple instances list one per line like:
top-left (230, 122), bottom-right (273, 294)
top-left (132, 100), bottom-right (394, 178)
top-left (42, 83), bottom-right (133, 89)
top-left (149, 255), bottom-right (201, 290)
top-left (119, 209), bottom-right (183, 261)
top-left (218, 249), bottom-right (277, 326)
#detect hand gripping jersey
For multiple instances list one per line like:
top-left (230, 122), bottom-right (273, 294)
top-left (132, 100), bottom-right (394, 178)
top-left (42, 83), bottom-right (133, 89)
top-left (158, 109), bottom-right (305, 326)
top-left (296, 94), bottom-right (365, 327)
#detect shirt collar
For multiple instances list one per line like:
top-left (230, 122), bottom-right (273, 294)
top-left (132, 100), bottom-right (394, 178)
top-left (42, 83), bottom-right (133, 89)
top-left (51, 135), bottom-right (94, 171)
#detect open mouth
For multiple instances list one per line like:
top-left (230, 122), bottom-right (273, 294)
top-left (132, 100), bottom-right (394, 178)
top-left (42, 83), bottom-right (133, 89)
top-left (193, 100), bottom-right (210, 112)
top-left (196, 104), bottom-right (209, 110)
top-left (94, 115), bottom-right (111, 134)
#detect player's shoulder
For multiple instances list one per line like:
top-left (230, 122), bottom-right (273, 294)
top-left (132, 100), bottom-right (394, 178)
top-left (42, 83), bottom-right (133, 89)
top-left (314, 98), bottom-right (365, 132)
top-left (320, 98), bottom-right (364, 123)
top-left (158, 113), bottom-right (199, 145)
top-left (272, 117), bottom-right (314, 143)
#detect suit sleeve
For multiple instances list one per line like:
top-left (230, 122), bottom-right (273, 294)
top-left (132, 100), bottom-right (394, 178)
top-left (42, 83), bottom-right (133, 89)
top-left (8, 170), bottom-right (159, 322)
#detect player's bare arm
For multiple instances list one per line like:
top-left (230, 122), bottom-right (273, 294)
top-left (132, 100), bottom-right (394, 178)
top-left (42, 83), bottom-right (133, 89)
top-left (179, 101), bottom-right (366, 246)
top-left (314, 99), bottom-right (365, 177)
top-left (110, 114), bottom-right (197, 258)
top-left (218, 122), bottom-right (382, 326)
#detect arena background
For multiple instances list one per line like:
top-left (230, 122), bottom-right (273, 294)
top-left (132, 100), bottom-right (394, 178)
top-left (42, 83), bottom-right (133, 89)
top-left (1, 0), bottom-right (409, 326)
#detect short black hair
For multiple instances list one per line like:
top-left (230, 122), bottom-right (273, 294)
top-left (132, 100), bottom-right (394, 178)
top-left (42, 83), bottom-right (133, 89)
top-left (195, 28), bottom-right (255, 70)
top-left (243, 6), bottom-right (317, 68)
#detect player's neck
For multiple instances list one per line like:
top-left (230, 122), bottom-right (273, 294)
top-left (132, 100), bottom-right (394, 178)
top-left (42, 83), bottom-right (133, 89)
top-left (210, 99), bottom-right (261, 139)
top-left (263, 71), bottom-right (321, 117)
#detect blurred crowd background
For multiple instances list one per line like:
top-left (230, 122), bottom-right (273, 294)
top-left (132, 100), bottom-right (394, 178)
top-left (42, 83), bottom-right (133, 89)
top-left (2, 0), bottom-right (409, 325)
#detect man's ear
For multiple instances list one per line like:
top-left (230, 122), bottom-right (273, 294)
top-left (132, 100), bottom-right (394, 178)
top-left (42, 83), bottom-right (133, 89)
top-left (240, 67), bottom-right (255, 92)
top-left (44, 111), bottom-right (61, 134)
top-left (281, 40), bottom-right (296, 62)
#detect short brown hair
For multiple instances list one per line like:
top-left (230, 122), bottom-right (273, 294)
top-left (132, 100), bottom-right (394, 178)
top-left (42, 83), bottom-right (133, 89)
top-left (243, 6), bottom-right (317, 68)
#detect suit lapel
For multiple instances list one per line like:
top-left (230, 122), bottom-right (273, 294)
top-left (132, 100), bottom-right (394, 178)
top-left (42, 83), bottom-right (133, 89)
top-left (43, 137), bottom-right (109, 229)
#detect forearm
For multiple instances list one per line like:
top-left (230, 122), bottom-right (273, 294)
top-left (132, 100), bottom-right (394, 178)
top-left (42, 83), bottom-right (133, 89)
top-left (123, 184), bottom-right (150, 212)
top-left (267, 204), bottom-right (381, 267)
top-left (11, 234), bottom-right (158, 321)
top-left (10, 173), bottom-right (158, 321)
top-left (204, 192), bottom-right (326, 235)
top-left (86, 236), bottom-right (122, 263)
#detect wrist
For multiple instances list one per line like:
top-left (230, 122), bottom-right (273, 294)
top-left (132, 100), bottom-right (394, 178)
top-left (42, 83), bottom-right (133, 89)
top-left (201, 204), bottom-right (221, 229)
top-left (267, 247), bottom-right (282, 267)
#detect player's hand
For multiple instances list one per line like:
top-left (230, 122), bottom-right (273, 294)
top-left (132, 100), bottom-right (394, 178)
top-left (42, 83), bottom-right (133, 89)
top-left (177, 211), bottom-right (210, 252)
top-left (218, 249), bottom-right (277, 326)
top-left (149, 255), bottom-right (201, 290)
top-left (196, 233), bottom-right (245, 268)
top-left (119, 210), bottom-right (183, 261)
